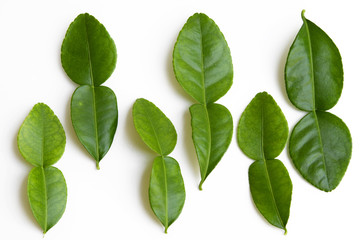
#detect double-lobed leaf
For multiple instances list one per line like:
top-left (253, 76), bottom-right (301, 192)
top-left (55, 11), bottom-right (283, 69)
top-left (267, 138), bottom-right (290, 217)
top-left (190, 103), bottom-right (233, 189)
top-left (285, 10), bottom-right (352, 192)
top-left (173, 13), bottom-right (233, 189)
top-left (149, 156), bottom-right (185, 233)
top-left (237, 92), bottom-right (292, 233)
top-left (18, 103), bottom-right (67, 234)
top-left (133, 98), bottom-right (185, 233)
top-left (61, 13), bottom-right (118, 168)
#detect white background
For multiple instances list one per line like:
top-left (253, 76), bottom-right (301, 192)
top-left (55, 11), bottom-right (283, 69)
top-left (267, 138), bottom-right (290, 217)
top-left (1, 0), bottom-right (359, 239)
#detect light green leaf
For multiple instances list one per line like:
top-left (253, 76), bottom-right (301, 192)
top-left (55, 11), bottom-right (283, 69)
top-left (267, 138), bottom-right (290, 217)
top-left (237, 92), bottom-right (291, 232)
top-left (133, 98), bottom-right (177, 156)
top-left (190, 103), bottom-right (233, 189)
top-left (237, 92), bottom-right (288, 161)
top-left (71, 85), bottom-right (118, 168)
top-left (289, 111), bottom-right (352, 191)
top-left (28, 166), bottom-right (67, 234)
top-left (173, 13), bottom-right (233, 104)
top-left (285, 10), bottom-right (343, 111)
top-left (249, 160), bottom-right (292, 232)
top-left (18, 103), bottom-right (66, 167)
top-left (149, 156), bottom-right (185, 233)
top-left (61, 13), bottom-right (117, 86)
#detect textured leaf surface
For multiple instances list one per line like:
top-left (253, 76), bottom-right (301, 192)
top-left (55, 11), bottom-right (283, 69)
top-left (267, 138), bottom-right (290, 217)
top-left (61, 13), bottom-right (117, 86)
top-left (237, 92), bottom-right (288, 161)
top-left (285, 10), bottom-right (343, 111)
top-left (149, 156), bottom-right (185, 233)
top-left (18, 103), bottom-right (66, 167)
top-left (289, 111), bottom-right (352, 191)
top-left (28, 166), bottom-right (67, 233)
top-left (71, 85), bottom-right (118, 166)
top-left (190, 103), bottom-right (233, 188)
top-left (173, 13), bottom-right (233, 104)
top-left (237, 92), bottom-right (291, 232)
top-left (249, 160), bottom-right (292, 232)
top-left (133, 98), bottom-right (177, 156)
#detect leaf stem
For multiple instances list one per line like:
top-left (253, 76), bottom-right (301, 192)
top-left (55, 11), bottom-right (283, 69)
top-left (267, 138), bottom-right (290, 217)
top-left (96, 161), bottom-right (100, 170)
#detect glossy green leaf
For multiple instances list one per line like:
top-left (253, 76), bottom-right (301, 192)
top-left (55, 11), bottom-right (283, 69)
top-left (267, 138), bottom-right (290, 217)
top-left (190, 103), bottom-right (233, 189)
top-left (61, 13), bottom-right (118, 168)
top-left (18, 103), bottom-right (66, 167)
top-left (237, 92), bottom-right (292, 233)
top-left (285, 10), bottom-right (343, 111)
top-left (28, 166), bottom-right (67, 233)
top-left (173, 13), bottom-right (233, 189)
top-left (289, 111), bottom-right (352, 191)
top-left (71, 85), bottom-right (118, 167)
top-left (133, 98), bottom-right (177, 156)
top-left (149, 156), bottom-right (185, 233)
top-left (61, 13), bottom-right (117, 86)
top-left (285, 11), bottom-right (352, 192)
top-left (18, 103), bottom-right (67, 233)
top-left (249, 160), bottom-right (292, 232)
top-left (237, 92), bottom-right (288, 161)
top-left (173, 13), bottom-right (233, 104)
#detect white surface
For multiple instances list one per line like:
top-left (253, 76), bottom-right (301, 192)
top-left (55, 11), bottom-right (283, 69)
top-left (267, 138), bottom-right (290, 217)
top-left (0, 0), bottom-right (359, 239)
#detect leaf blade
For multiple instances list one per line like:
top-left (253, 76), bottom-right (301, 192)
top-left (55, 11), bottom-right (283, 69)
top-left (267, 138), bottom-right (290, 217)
top-left (71, 85), bottom-right (118, 166)
top-left (28, 166), bottom-right (67, 233)
top-left (132, 98), bottom-right (177, 156)
top-left (61, 13), bottom-right (117, 86)
top-left (18, 103), bottom-right (66, 167)
top-left (173, 13), bottom-right (233, 104)
top-left (285, 11), bottom-right (343, 111)
top-left (289, 111), bottom-right (352, 191)
top-left (249, 160), bottom-right (292, 232)
top-left (149, 156), bottom-right (186, 233)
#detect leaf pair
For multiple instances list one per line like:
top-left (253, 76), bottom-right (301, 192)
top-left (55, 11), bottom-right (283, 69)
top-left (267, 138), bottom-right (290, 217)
top-left (133, 98), bottom-right (185, 233)
top-left (285, 10), bottom-right (352, 192)
top-left (173, 13), bottom-right (233, 190)
top-left (18, 103), bottom-right (67, 234)
top-left (61, 13), bottom-right (118, 169)
top-left (237, 92), bottom-right (292, 233)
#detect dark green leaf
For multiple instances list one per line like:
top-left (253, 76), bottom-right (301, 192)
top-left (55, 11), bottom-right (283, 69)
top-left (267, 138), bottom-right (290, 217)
top-left (190, 103), bottom-right (233, 189)
top-left (289, 111), bottom-right (352, 191)
top-left (18, 103), bottom-right (66, 167)
top-left (149, 156), bottom-right (185, 233)
top-left (61, 13), bottom-right (117, 86)
top-left (71, 85), bottom-right (118, 168)
top-left (249, 160), bottom-right (292, 232)
top-left (173, 13), bottom-right (233, 104)
top-left (237, 92), bottom-right (291, 232)
top-left (28, 166), bottom-right (67, 234)
top-left (285, 10), bottom-right (343, 111)
top-left (237, 92), bottom-right (288, 161)
top-left (133, 98), bottom-right (177, 156)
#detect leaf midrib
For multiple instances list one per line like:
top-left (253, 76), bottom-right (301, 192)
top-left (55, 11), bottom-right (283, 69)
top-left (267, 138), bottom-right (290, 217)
top-left (41, 167), bottom-right (48, 233)
top-left (160, 156), bottom-right (169, 233)
top-left (84, 14), bottom-right (100, 162)
top-left (302, 13), bottom-right (331, 190)
top-left (260, 104), bottom-right (285, 230)
top-left (143, 105), bottom-right (164, 156)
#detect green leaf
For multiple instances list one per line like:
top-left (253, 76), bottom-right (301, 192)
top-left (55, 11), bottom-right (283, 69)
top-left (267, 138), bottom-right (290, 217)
top-left (71, 85), bottom-right (118, 167)
top-left (61, 13), bottom-right (117, 86)
top-left (173, 13), bottom-right (233, 104)
top-left (190, 103), bottom-right (233, 189)
top-left (18, 103), bottom-right (66, 167)
top-left (285, 10), bottom-right (343, 111)
top-left (249, 160), bottom-right (292, 232)
top-left (62, 13), bottom-right (118, 168)
top-left (149, 156), bottom-right (185, 233)
top-left (237, 92), bottom-right (291, 232)
top-left (237, 92), bottom-right (288, 161)
top-left (133, 98), bottom-right (177, 156)
top-left (289, 111), bottom-right (352, 191)
top-left (28, 166), bottom-right (67, 234)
